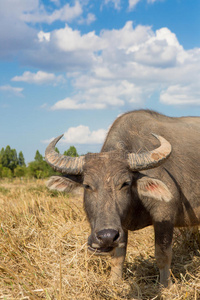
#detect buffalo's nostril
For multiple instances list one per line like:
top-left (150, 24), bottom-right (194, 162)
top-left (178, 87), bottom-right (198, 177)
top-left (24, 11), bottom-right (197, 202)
top-left (96, 229), bottom-right (119, 246)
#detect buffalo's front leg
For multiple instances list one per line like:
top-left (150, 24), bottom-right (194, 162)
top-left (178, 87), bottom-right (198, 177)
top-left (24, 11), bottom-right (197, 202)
top-left (110, 231), bottom-right (128, 281)
top-left (154, 221), bottom-right (174, 288)
top-left (110, 247), bottom-right (127, 281)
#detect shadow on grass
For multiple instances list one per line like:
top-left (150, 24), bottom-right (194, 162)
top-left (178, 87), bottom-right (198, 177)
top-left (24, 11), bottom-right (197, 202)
top-left (121, 228), bottom-right (200, 299)
top-left (171, 228), bottom-right (200, 282)
top-left (123, 256), bottom-right (160, 299)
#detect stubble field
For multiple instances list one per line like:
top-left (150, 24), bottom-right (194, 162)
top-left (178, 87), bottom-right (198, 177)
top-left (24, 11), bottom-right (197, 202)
top-left (0, 179), bottom-right (200, 299)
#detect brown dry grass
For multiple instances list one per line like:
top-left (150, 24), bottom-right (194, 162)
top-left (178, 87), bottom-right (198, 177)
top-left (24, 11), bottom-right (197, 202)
top-left (0, 178), bottom-right (200, 300)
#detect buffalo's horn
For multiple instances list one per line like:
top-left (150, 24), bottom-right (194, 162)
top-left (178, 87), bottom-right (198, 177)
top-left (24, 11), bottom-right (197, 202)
top-left (128, 134), bottom-right (172, 171)
top-left (45, 135), bottom-right (85, 175)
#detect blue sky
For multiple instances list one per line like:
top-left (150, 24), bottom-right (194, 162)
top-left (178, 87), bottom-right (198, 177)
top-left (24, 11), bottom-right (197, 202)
top-left (0, 0), bottom-right (200, 163)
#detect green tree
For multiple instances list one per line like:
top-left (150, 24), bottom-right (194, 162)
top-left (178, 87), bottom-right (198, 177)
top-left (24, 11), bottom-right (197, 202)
top-left (27, 160), bottom-right (55, 178)
top-left (0, 148), bottom-right (4, 164)
top-left (1, 167), bottom-right (13, 178)
top-left (0, 164), bottom-right (3, 178)
top-left (0, 146), bottom-right (10, 168)
top-left (64, 146), bottom-right (79, 157)
top-left (18, 151), bottom-right (25, 166)
top-left (14, 165), bottom-right (26, 177)
top-left (55, 147), bottom-right (60, 154)
top-left (34, 150), bottom-right (43, 162)
top-left (26, 150), bottom-right (56, 178)
top-left (0, 146), bottom-right (18, 172)
top-left (10, 149), bottom-right (18, 171)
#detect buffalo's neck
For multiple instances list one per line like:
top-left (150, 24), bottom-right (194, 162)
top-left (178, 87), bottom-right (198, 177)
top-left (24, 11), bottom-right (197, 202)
top-left (123, 199), bottom-right (152, 231)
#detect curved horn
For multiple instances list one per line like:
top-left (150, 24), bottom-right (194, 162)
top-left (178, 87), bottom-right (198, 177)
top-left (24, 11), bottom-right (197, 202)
top-left (45, 135), bottom-right (85, 175)
top-left (128, 134), bottom-right (172, 171)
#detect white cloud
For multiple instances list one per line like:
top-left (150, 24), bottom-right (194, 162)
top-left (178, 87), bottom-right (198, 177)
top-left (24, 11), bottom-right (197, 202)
top-left (1, 1), bottom-right (200, 109)
top-left (160, 84), bottom-right (200, 106)
top-left (51, 76), bottom-right (143, 110)
top-left (41, 137), bottom-right (55, 144)
top-left (147, 0), bottom-right (163, 3)
top-left (47, 21), bottom-right (200, 109)
top-left (51, 97), bottom-right (106, 110)
top-left (76, 78), bottom-right (142, 105)
top-left (128, 0), bottom-right (141, 10)
top-left (12, 71), bottom-right (63, 85)
top-left (78, 13), bottom-right (96, 25)
top-left (42, 125), bottom-right (107, 145)
top-left (0, 85), bottom-right (23, 96)
top-left (21, 1), bottom-right (83, 24)
top-left (104, 0), bottom-right (121, 10)
top-left (129, 0), bottom-right (163, 10)
top-left (51, 24), bottom-right (103, 52)
top-left (50, 80), bottom-right (144, 110)
top-left (101, 21), bottom-right (153, 51)
top-left (100, 22), bottom-right (181, 67)
top-left (62, 125), bottom-right (107, 144)
top-left (127, 27), bottom-right (183, 67)
top-left (0, 0), bottom-right (83, 59)
top-left (38, 31), bottom-right (50, 42)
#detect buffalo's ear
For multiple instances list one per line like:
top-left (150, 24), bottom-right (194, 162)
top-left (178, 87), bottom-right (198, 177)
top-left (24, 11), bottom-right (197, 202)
top-left (46, 176), bottom-right (83, 193)
top-left (136, 176), bottom-right (172, 202)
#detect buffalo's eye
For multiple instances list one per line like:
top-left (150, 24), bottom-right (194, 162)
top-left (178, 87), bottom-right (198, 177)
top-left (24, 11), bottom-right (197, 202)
top-left (83, 184), bottom-right (92, 190)
top-left (120, 181), bottom-right (131, 189)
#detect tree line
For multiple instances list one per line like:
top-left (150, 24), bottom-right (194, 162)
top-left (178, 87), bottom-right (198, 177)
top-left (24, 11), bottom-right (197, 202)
top-left (0, 145), bottom-right (79, 179)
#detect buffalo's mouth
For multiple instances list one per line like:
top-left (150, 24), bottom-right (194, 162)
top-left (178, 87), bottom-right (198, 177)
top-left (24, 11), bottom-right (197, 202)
top-left (88, 245), bottom-right (114, 254)
top-left (87, 230), bottom-right (125, 255)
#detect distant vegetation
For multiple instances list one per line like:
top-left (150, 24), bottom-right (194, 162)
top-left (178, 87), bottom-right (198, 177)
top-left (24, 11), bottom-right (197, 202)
top-left (0, 145), bottom-right (79, 178)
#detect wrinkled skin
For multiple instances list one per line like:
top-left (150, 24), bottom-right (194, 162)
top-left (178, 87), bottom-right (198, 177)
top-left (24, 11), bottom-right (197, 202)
top-left (46, 110), bottom-right (200, 288)
top-left (82, 153), bottom-right (176, 285)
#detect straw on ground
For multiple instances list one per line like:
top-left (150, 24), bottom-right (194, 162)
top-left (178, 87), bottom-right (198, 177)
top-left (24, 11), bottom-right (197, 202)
top-left (0, 178), bottom-right (200, 299)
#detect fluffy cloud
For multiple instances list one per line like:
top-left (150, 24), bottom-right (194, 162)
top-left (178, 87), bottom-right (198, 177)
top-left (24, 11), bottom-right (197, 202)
top-left (128, 27), bottom-right (183, 67)
top-left (43, 126), bottom-right (107, 145)
top-left (160, 84), bottom-right (200, 106)
top-left (129, 0), bottom-right (163, 10)
top-left (51, 24), bottom-right (103, 52)
top-left (1, 1), bottom-right (200, 108)
top-left (100, 22), bottom-right (184, 68)
top-left (0, 85), bottom-right (23, 96)
top-left (0, 0), bottom-right (83, 59)
top-left (48, 21), bottom-right (200, 109)
top-left (78, 13), bottom-right (96, 25)
top-left (128, 0), bottom-right (141, 10)
top-left (51, 97), bottom-right (107, 110)
top-left (63, 125), bottom-right (107, 144)
top-left (51, 79), bottom-right (144, 110)
top-left (22, 1), bottom-right (82, 24)
top-left (101, 21), bottom-right (152, 50)
top-left (104, 0), bottom-right (121, 10)
top-left (38, 31), bottom-right (50, 42)
top-left (12, 71), bottom-right (63, 85)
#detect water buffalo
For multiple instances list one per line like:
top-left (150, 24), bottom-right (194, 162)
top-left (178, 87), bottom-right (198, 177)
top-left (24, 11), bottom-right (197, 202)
top-left (45, 109), bottom-right (200, 287)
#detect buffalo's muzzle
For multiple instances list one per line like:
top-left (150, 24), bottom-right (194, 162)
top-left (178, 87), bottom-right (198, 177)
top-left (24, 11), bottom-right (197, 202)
top-left (96, 229), bottom-right (120, 246)
top-left (88, 229), bottom-right (121, 255)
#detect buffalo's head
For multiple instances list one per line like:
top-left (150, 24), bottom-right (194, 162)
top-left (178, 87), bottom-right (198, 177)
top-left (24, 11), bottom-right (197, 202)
top-left (45, 134), bottom-right (172, 255)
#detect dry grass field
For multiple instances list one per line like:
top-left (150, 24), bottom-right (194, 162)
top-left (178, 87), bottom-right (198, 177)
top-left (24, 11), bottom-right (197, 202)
top-left (0, 178), bottom-right (200, 300)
